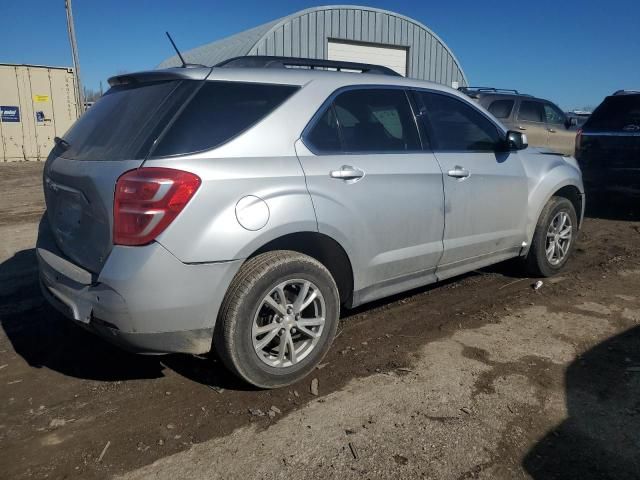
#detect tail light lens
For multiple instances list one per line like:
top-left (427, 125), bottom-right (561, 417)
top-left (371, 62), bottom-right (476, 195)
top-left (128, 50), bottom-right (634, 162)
top-left (574, 128), bottom-right (583, 157)
top-left (114, 167), bottom-right (201, 246)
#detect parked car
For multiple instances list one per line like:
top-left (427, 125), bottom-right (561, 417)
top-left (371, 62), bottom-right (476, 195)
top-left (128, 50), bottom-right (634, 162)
top-left (459, 87), bottom-right (578, 155)
top-left (37, 57), bottom-right (584, 388)
top-left (576, 90), bottom-right (640, 196)
top-left (566, 110), bottom-right (591, 128)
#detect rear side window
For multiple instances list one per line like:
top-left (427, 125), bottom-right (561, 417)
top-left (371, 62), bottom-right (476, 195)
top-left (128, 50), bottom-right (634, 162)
top-left (584, 95), bottom-right (640, 131)
top-left (60, 80), bottom-right (194, 161)
top-left (415, 92), bottom-right (502, 151)
top-left (488, 99), bottom-right (514, 119)
top-left (152, 82), bottom-right (298, 157)
top-left (304, 88), bottom-right (421, 154)
top-left (518, 101), bottom-right (545, 123)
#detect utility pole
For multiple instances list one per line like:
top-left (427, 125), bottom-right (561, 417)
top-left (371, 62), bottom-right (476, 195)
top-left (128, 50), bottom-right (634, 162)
top-left (65, 0), bottom-right (85, 114)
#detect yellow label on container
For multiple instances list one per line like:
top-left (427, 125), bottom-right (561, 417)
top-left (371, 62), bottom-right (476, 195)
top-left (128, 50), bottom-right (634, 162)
top-left (33, 95), bottom-right (49, 102)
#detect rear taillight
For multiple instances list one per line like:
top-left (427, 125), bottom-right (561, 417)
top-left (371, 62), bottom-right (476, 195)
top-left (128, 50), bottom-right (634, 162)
top-left (574, 128), bottom-right (583, 157)
top-left (114, 167), bottom-right (201, 246)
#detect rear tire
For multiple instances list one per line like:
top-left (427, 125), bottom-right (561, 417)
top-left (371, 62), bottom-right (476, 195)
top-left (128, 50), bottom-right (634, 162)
top-left (525, 196), bottom-right (577, 277)
top-left (214, 250), bottom-right (340, 389)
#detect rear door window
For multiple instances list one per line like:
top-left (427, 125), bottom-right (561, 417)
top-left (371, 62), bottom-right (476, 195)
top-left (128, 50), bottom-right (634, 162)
top-left (488, 99), bottom-right (514, 119)
top-left (518, 101), bottom-right (545, 123)
top-left (334, 89), bottom-right (420, 153)
top-left (415, 91), bottom-right (502, 151)
top-left (152, 82), bottom-right (299, 157)
top-left (305, 106), bottom-right (341, 152)
top-left (305, 88), bottom-right (421, 154)
top-left (584, 95), bottom-right (640, 131)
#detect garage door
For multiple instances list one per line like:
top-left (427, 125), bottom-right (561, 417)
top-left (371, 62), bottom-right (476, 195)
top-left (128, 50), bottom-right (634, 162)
top-left (327, 40), bottom-right (407, 76)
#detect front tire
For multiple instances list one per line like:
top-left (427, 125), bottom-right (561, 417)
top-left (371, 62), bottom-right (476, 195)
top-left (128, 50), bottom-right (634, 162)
top-left (214, 250), bottom-right (340, 389)
top-left (525, 196), bottom-right (578, 277)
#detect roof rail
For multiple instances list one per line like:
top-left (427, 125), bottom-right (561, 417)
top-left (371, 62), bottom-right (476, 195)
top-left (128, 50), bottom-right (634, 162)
top-left (613, 89), bottom-right (640, 95)
top-left (458, 86), bottom-right (527, 94)
top-left (215, 56), bottom-right (401, 76)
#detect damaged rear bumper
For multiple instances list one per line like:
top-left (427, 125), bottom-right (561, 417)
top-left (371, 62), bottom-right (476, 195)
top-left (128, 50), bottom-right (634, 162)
top-left (37, 217), bottom-right (242, 354)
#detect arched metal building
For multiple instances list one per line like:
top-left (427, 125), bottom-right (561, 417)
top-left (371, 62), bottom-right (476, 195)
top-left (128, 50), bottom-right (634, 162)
top-left (159, 5), bottom-right (468, 87)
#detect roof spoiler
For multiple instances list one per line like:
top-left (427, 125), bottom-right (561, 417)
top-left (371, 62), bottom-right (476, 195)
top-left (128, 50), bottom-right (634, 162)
top-left (215, 55), bottom-right (401, 77)
top-left (108, 68), bottom-right (211, 87)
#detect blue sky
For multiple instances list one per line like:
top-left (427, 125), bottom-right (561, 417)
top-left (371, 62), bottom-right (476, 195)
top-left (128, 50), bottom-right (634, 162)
top-left (3, 0), bottom-right (639, 110)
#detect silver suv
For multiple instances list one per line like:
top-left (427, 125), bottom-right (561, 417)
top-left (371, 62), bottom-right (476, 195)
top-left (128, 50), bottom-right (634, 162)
top-left (38, 58), bottom-right (584, 388)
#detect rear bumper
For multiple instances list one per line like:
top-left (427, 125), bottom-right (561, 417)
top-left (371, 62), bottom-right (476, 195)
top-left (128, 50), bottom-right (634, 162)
top-left (37, 217), bottom-right (242, 354)
top-left (39, 279), bottom-right (215, 354)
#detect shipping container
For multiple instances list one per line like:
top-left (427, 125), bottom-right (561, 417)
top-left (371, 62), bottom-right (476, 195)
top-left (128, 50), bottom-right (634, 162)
top-left (0, 64), bottom-right (80, 162)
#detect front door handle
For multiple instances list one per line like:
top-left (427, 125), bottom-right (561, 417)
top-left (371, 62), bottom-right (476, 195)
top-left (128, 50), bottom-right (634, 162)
top-left (547, 128), bottom-right (557, 133)
top-left (329, 165), bottom-right (365, 181)
top-left (447, 166), bottom-right (470, 179)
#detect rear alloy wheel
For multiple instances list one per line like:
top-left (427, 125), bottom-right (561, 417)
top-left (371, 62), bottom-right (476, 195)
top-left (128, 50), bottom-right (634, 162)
top-left (252, 279), bottom-right (326, 368)
top-left (526, 196), bottom-right (578, 277)
top-left (215, 251), bottom-right (340, 389)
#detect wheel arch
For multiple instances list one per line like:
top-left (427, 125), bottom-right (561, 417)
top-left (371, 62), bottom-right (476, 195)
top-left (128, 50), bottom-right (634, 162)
top-left (526, 180), bottom-right (584, 252)
top-left (247, 231), bottom-right (355, 306)
top-left (553, 185), bottom-right (583, 228)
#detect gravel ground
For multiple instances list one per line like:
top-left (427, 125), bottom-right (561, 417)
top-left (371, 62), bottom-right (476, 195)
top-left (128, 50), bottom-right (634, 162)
top-left (0, 162), bottom-right (639, 479)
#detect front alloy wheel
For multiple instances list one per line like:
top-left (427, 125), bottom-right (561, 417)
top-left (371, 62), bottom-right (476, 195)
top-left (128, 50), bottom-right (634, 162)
top-left (526, 196), bottom-right (578, 277)
top-left (545, 211), bottom-right (573, 266)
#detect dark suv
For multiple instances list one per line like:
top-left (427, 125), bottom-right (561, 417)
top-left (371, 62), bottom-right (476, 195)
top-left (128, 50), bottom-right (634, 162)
top-left (459, 87), bottom-right (577, 155)
top-left (575, 90), bottom-right (640, 196)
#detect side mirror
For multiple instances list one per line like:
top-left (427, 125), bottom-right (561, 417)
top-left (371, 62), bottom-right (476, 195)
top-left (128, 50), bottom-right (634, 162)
top-left (506, 130), bottom-right (528, 150)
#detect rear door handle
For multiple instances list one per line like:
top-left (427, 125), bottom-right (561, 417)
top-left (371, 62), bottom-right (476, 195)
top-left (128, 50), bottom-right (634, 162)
top-left (447, 166), bottom-right (470, 179)
top-left (518, 126), bottom-right (527, 131)
top-left (329, 165), bottom-right (365, 181)
top-left (547, 128), bottom-right (556, 133)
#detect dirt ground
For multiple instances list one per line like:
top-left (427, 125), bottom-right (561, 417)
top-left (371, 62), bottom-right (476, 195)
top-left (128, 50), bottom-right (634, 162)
top-left (1, 162), bottom-right (639, 479)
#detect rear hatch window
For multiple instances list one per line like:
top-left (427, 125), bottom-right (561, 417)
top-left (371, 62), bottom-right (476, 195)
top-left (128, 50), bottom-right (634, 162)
top-left (59, 80), bottom-right (195, 161)
top-left (584, 95), bottom-right (640, 131)
top-left (58, 80), bottom-right (299, 161)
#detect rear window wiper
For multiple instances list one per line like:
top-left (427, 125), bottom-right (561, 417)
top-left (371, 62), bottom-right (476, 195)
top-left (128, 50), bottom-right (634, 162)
top-left (54, 137), bottom-right (71, 151)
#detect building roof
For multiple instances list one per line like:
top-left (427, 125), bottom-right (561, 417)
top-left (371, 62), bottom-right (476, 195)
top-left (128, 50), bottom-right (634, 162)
top-left (0, 63), bottom-right (74, 72)
top-left (158, 5), bottom-right (467, 86)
